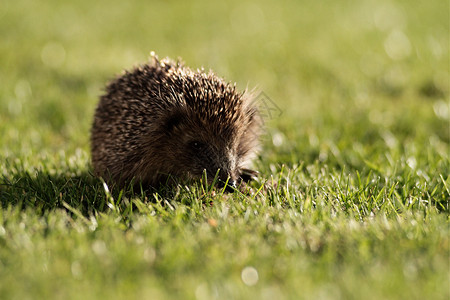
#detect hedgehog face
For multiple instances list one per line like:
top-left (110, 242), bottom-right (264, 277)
top-left (159, 109), bottom-right (242, 188)
top-left (184, 138), bottom-right (239, 187)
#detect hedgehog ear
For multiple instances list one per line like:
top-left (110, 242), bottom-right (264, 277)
top-left (163, 111), bottom-right (184, 134)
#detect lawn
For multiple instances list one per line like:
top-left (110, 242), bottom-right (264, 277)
top-left (0, 0), bottom-right (449, 299)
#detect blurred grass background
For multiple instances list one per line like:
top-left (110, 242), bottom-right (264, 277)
top-left (1, 0), bottom-right (448, 157)
top-left (0, 0), bottom-right (449, 299)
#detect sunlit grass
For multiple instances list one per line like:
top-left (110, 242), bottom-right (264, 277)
top-left (0, 0), bottom-right (448, 299)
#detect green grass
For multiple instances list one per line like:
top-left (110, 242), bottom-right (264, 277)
top-left (0, 0), bottom-right (449, 299)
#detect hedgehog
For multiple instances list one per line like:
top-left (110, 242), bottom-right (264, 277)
top-left (91, 53), bottom-right (261, 191)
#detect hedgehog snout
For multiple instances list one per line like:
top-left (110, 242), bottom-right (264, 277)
top-left (216, 168), bottom-right (236, 184)
top-left (216, 168), bottom-right (237, 192)
top-left (214, 152), bottom-right (239, 190)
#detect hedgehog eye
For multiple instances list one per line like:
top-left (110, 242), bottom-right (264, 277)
top-left (189, 141), bottom-right (205, 151)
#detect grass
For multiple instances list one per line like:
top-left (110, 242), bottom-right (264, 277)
top-left (0, 0), bottom-right (449, 299)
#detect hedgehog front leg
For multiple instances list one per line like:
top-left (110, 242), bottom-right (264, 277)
top-left (239, 168), bottom-right (259, 183)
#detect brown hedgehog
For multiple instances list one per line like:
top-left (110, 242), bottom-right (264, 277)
top-left (91, 53), bottom-right (261, 190)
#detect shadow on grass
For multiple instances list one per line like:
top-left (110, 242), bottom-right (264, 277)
top-left (0, 170), bottom-right (174, 216)
top-left (0, 170), bottom-right (103, 214)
